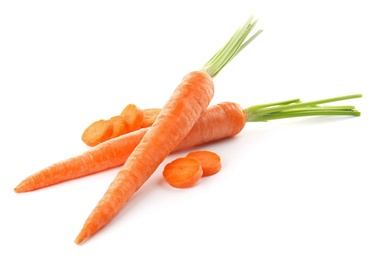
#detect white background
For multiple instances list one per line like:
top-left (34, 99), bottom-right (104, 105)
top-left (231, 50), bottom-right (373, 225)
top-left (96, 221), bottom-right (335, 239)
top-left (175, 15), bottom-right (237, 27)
top-left (1, 0), bottom-right (382, 259)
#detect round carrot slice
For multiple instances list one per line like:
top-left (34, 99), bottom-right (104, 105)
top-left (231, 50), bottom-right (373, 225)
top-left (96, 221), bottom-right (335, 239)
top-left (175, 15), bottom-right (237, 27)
top-left (163, 157), bottom-right (203, 188)
top-left (141, 108), bottom-right (161, 128)
top-left (186, 150), bottom-right (222, 176)
top-left (109, 115), bottom-right (129, 139)
top-left (120, 104), bottom-right (144, 132)
top-left (81, 119), bottom-right (113, 147)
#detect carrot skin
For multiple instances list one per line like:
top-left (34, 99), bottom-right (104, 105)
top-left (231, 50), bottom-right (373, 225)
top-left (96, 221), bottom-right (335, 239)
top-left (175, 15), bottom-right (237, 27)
top-left (75, 70), bottom-right (215, 244)
top-left (14, 101), bottom-right (245, 193)
top-left (14, 129), bottom-right (146, 192)
top-left (174, 101), bottom-right (246, 150)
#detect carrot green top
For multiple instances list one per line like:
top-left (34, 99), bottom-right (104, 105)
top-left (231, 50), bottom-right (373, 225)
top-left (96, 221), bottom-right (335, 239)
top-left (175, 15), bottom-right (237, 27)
top-left (202, 15), bottom-right (263, 78)
top-left (244, 94), bottom-right (363, 122)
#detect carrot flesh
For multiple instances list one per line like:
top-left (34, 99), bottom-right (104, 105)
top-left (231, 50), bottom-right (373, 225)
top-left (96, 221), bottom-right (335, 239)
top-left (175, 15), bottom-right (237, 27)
top-left (141, 108), bottom-right (161, 128)
top-left (186, 150), bottom-right (222, 176)
top-left (81, 119), bottom-right (113, 147)
top-left (120, 104), bottom-right (144, 132)
top-left (163, 157), bottom-right (203, 188)
top-left (109, 115), bottom-right (130, 139)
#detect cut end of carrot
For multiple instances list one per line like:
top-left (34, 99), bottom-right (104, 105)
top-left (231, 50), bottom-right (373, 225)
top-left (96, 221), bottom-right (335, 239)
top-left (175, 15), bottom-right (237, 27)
top-left (186, 150), bottom-right (222, 176)
top-left (120, 104), bottom-right (144, 132)
top-left (163, 157), bottom-right (203, 188)
top-left (82, 119), bottom-right (113, 147)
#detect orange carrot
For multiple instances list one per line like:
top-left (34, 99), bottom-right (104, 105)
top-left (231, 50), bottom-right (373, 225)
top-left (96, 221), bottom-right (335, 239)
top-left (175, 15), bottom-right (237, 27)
top-left (81, 119), bottom-right (113, 147)
top-left (15, 94), bottom-right (361, 193)
top-left (14, 102), bottom-right (246, 193)
top-left (163, 157), bottom-right (203, 188)
top-left (141, 108), bottom-right (161, 128)
top-left (120, 104), bottom-right (144, 132)
top-left (74, 16), bottom-right (262, 244)
top-left (186, 150), bottom-right (222, 176)
top-left (109, 115), bottom-right (129, 139)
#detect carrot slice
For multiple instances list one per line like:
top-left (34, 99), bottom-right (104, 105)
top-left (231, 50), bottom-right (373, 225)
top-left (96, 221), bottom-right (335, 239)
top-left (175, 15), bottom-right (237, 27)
top-left (141, 108), bottom-right (161, 128)
top-left (81, 119), bottom-right (113, 147)
top-left (109, 115), bottom-right (129, 139)
top-left (120, 104), bottom-right (144, 132)
top-left (163, 157), bottom-right (203, 188)
top-left (186, 150), bottom-right (222, 176)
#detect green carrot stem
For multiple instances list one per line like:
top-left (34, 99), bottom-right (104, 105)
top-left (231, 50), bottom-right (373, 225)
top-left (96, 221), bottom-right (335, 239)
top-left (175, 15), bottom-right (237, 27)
top-left (245, 94), bottom-right (362, 122)
top-left (202, 15), bottom-right (262, 78)
top-left (254, 110), bottom-right (360, 122)
top-left (245, 98), bottom-right (301, 111)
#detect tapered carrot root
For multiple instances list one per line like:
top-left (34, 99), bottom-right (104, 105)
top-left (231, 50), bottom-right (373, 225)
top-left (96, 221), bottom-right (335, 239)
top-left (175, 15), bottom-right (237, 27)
top-left (14, 102), bottom-right (246, 193)
top-left (74, 14), bottom-right (262, 242)
top-left (186, 150), bottom-right (222, 176)
top-left (74, 70), bottom-right (215, 244)
top-left (163, 157), bottom-right (203, 188)
top-left (14, 129), bottom-right (146, 192)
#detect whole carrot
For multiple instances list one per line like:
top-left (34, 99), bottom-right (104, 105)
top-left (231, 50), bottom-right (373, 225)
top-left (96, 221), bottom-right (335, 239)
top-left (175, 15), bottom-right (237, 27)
top-left (74, 16), bottom-right (263, 244)
top-left (14, 94), bottom-right (361, 193)
top-left (73, 91), bottom-right (360, 244)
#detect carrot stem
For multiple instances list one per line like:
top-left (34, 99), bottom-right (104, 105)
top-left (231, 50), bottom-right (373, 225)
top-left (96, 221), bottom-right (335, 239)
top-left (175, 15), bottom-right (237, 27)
top-left (202, 15), bottom-right (262, 78)
top-left (245, 94), bottom-right (362, 122)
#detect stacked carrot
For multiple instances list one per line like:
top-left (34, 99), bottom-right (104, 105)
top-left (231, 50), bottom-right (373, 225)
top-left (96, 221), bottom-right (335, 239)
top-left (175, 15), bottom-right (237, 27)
top-left (13, 15), bottom-right (363, 245)
top-left (81, 104), bottom-right (161, 147)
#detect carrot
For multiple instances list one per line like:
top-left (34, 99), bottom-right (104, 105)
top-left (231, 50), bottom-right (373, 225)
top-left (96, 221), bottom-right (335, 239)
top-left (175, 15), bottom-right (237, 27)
top-left (14, 102), bottom-right (246, 193)
top-left (141, 108), bottom-right (161, 128)
top-left (74, 16), bottom-right (263, 244)
top-left (120, 104), bottom-right (144, 132)
top-left (81, 119), bottom-right (113, 147)
top-left (14, 94), bottom-right (361, 193)
top-left (109, 115), bottom-right (130, 139)
top-left (186, 150), bottom-right (222, 176)
top-left (163, 157), bottom-right (203, 188)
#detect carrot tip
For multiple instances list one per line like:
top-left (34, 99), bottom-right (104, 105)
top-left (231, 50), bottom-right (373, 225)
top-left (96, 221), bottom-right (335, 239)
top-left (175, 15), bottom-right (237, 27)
top-left (74, 234), bottom-right (86, 245)
top-left (14, 183), bottom-right (26, 193)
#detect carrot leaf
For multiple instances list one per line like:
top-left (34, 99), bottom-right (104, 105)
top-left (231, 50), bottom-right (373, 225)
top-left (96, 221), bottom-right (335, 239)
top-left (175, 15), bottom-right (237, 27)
top-left (202, 15), bottom-right (263, 78)
top-left (245, 94), bottom-right (363, 122)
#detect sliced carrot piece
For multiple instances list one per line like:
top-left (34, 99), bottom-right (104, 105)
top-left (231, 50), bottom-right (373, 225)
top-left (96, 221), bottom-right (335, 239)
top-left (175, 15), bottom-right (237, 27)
top-left (163, 157), bottom-right (203, 188)
top-left (141, 108), bottom-right (161, 128)
top-left (120, 104), bottom-right (144, 132)
top-left (81, 119), bottom-right (113, 147)
top-left (109, 115), bottom-right (129, 139)
top-left (186, 150), bottom-right (222, 176)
